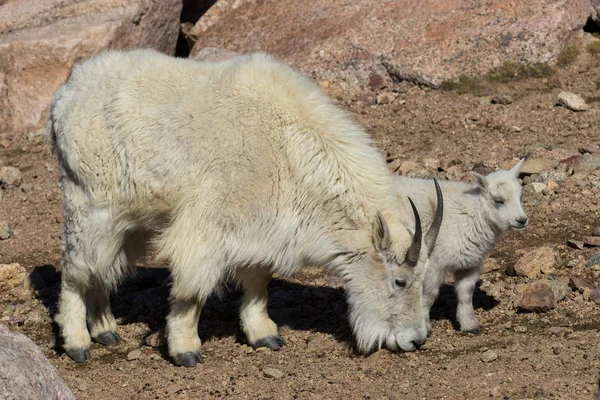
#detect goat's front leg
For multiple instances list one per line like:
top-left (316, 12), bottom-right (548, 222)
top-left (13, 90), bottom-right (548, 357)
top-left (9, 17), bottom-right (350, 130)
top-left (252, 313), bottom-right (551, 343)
top-left (236, 268), bottom-right (285, 350)
top-left (454, 267), bottom-right (481, 334)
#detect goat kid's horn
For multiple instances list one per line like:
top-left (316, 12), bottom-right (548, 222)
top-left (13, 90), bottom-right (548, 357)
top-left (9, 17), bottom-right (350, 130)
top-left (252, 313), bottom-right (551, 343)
top-left (407, 197), bottom-right (422, 265)
top-left (424, 178), bottom-right (444, 256)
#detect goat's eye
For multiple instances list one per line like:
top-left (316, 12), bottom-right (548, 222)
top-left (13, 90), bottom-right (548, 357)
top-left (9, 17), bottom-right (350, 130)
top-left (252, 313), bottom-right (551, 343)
top-left (395, 279), bottom-right (407, 288)
top-left (493, 197), bottom-right (505, 205)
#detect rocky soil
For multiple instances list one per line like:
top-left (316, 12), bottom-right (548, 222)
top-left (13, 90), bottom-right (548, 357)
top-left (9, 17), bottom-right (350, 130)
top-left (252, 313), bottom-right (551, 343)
top-left (0, 42), bottom-right (599, 399)
top-left (2, 0), bottom-right (600, 398)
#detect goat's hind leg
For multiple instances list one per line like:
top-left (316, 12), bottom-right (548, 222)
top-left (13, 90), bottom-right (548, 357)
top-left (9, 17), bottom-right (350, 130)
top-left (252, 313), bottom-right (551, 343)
top-left (236, 268), bottom-right (284, 350)
top-left (55, 195), bottom-right (125, 362)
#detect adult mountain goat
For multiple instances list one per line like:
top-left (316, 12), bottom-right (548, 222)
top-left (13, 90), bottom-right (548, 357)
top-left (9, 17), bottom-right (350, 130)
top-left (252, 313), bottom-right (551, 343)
top-left (393, 160), bottom-right (527, 335)
top-left (47, 49), bottom-right (443, 367)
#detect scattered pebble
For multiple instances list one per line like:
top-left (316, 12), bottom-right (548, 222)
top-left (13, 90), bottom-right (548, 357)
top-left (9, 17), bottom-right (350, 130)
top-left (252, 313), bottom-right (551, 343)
top-left (569, 277), bottom-right (594, 293)
top-left (263, 367), bottom-right (285, 379)
top-left (481, 350), bottom-right (498, 363)
top-left (583, 236), bottom-right (600, 248)
top-left (513, 247), bottom-right (556, 278)
top-left (513, 325), bottom-right (527, 333)
top-left (557, 91), bottom-right (589, 112)
top-left (144, 329), bottom-right (166, 348)
top-left (590, 287), bottom-right (600, 305)
top-left (0, 263), bottom-right (27, 290)
top-left (592, 225), bottom-right (600, 237)
top-left (491, 93), bottom-right (513, 105)
top-left (586, 252), bottom-right (600, 267)
top-left (519, 159), bottom-right (558, 176)
top-left (0, 221), bottom-right (12, 240)
top-left (0, 166), bottom-right (23, 188)
top-left (127, 348), bottom-right (142, 361)
top-left (566, 239), bottom-right (584, 250)
top-left (571, 154), bottom-right (600, 173)
top-left (515, 281), bottom-right (556, 313)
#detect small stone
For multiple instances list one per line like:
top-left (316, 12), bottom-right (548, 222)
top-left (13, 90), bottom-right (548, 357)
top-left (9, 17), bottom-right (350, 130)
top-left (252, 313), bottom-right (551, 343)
top-left (144, 329), bottom-right (166, 348)
top-left (513, 325), bottom-right (527, 333)
top-left (519, 159), bottom-right (558, 176)
top-left (368, 74), bottom-right (385, 91)
top-left (255, 346), bottom-right (269, 353)
top-left (0, 166), bottom-right (23, 187)
top-left (586, 252), bottom-right (600, 267)
top-left (513, 247), bottom-right (556, 278)
top-left (540, 278), bottom-right (570, 302)
top-left (387, 158), bottom-right (402, 172)
top-left (572, 154), bottom-right (600, 173)
top-left (557, 91), bottom-right (589, 111)
top-left (548, 326), bottom-right (566, 335)
top-left (481, 258), bottom-right (503, 275)
top-left (590, 287), bottom-right (600, 305)
top-left (530, 182), bottom-right (546, 193)
top-left (263, 367), bottom-right (284, 379)
top-left (566, 239), bottom-right (584, 250)
top-left (569, 277), bottom-right (594, 293)
top-left (0, 221), bottom-right (12, 240)
top-left (399, 161), bottom-right (419, 175)
top-left (592, 226), bottom-right (600, 237)
top-left (491, 93), bottom-right (513, 105)
top-left (543, 180), bottom-right (559, 195)
top-left (481, 349), bottom-right (498, 363)
top-left (127, 348), bottom-right (142, 361)
top-left (376, 91), bottom-right (399, 105)
top-left (583, 236), bottom-right (600, 247)
top-left (422, 158), bottom-right (441, 171)
top-left (0, 263), bottom-right (27, 290)
top-left (515, 281), bottom-right (556, 313)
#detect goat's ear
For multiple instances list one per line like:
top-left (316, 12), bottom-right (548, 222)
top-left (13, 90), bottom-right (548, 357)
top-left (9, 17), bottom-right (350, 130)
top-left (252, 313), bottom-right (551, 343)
top-left (470, 171), bottom-right (488, 191)
top-left (510, 158), bottom-right (525, 177)
top-left (373, 211), bottom-right (392, 253)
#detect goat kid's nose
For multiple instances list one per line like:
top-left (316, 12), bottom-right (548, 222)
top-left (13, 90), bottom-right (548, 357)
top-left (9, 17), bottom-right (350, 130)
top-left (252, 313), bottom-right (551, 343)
top-left (412, 337), bottom-right (426, 349)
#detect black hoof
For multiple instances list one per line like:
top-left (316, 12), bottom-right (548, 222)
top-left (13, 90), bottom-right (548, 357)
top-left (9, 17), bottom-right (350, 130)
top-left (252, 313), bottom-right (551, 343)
top-left (172, 351), bottom-right (203, 367)
top-left (254, 335), bottom-right (286, 350)
top-left (67, 348), bottom-right (90, 363)
top-left (94, 331), bottom-right (121, 345)
top-left (464, 328), bottom-right (480, 335)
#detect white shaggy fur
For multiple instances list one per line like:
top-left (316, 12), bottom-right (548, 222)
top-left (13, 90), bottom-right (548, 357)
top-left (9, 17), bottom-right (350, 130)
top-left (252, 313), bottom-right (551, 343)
top-left (47, 49), bottom-right (440, 366)
top-left (393, 160), bottom-right (527, 334)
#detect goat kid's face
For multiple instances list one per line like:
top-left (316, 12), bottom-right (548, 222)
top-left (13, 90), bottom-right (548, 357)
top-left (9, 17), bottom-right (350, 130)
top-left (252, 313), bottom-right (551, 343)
top-left (348, 183), bottom-right (443, 354)
top-left (471, 159), bottom-right (528, 231)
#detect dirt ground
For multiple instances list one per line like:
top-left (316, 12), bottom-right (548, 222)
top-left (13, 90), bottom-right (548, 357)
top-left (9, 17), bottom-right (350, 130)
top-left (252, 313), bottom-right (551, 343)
top-left (1, 49), bottom-right (600, 400)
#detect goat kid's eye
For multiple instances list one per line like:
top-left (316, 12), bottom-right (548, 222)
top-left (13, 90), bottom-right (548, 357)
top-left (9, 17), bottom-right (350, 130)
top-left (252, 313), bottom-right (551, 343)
top-left (394, 279), bottom-right (407, 288)
top-left (493, 197), bottom-right (505, 206)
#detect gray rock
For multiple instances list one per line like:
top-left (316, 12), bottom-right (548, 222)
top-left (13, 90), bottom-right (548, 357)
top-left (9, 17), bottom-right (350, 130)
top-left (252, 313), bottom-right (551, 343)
top-left (557, 91), bottom-right (589, 111)
top-left (0, 323), bottom-right (75, 399)
top-left (540, 278), bottom-right (570, 302)
top-left (586, 252), bottom-right (600, 267)
top-left (263, 367), bottom-right (285, 379)
top-left (491, 93), bottom-right (513, 105)
top-left (520, 159), bottom-right (558, 176)
top-left (481, 349), bottom-right (498, 363)
top-left (572, 154), bottom-right (600, 173)
top-left (0, 221), bottom-right (12, 240)
top-left (592, 225), bottom-right (600, 237)
top-left (127, 348), bottom-right (142, 361)
top-left (591, 287), bottom-right (600, 306)
top-left (566, 239), bottom-right (584, 250)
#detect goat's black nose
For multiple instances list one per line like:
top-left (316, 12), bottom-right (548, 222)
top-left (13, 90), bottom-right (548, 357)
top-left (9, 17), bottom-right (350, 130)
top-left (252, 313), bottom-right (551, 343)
top-left (412, 338), bottom-right (426, 349)
top-left (517, 217), bottom-right (528, 225)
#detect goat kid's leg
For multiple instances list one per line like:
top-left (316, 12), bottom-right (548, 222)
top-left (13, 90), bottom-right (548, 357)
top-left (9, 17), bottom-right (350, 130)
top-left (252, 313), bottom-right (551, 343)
top-left (454, 267), bottom-right (481, 334)
top-left (422, 264), bottom-right (446, 337)
top-left (236, 268), bottom-right (284, 350)
top-left (55, 275), bottom-right (91, 363)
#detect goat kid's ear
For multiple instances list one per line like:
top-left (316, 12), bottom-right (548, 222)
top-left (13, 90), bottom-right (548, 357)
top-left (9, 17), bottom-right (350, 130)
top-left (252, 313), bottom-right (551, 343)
top-left (510, 158), bottom-right (525, 177)
top-left (470, 171), bottom-right (488, 191)
top-left (373, 211), bottom-right (392, 253)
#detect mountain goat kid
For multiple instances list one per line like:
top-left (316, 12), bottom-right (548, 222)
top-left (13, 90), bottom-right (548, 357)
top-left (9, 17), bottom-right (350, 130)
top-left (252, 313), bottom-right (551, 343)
top-left (393, 160), bottom-right (527, 335)
top-left (47, 49), bottom-right (443, 367)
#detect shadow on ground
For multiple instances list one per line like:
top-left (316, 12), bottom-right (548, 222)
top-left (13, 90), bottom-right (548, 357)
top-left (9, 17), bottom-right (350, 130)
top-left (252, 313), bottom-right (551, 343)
top-left (28, 265), bottom-right (500, 356)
